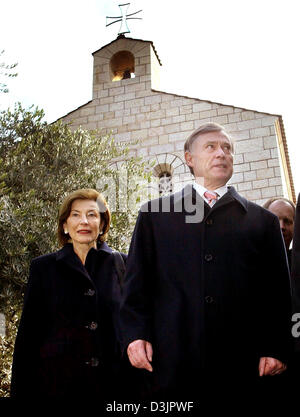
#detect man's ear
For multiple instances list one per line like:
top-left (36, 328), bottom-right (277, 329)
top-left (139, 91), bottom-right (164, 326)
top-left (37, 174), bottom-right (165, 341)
top-left (185, 150), bottom-right (193, 168)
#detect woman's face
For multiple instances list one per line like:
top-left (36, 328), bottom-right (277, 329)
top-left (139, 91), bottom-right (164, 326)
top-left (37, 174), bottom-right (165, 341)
top-left (63, 199), bottom-right (102, 247)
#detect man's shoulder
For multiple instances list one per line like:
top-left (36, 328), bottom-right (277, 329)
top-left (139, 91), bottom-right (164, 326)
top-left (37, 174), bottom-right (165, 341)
top-left (228, 187), bottom-right (278, 220)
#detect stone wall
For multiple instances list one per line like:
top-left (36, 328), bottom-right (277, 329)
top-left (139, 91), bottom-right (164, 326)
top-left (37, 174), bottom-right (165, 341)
top-left (61, 37), bottom-right (288, 205)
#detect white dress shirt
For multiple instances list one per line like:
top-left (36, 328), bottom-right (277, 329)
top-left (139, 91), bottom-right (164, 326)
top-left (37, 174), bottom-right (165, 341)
top-left (193, 182), bottom-right (229, 206)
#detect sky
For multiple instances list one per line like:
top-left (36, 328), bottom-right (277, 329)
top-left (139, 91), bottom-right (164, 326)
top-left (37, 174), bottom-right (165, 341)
top-left (1, 0), bottom-right (300, 195)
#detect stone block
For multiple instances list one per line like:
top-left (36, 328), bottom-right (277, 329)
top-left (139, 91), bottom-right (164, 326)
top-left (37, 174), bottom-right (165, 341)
top-left (217, 107), bottom-right (234, 116)
top-left (274, 167), bottom-right (281, 177)
top-left (241, 111), bottom-right (255, 121)
top-left (125, 98), bottom-right (146, 109)
top-left (252, 179), bottom-right (269, 189)
top-left (234, 138), bottom-right (263, 154)
top-left (109, 102), bottom-right (124, 112)
top-left (172, 115), bottom-right (186, 123)
top-left (237, 119), bottom-right (262, 131)
top-left (100, 97), bottom-right (114, 105)
top-left (250, 127), bottom-right (270, 138)
top-left (186, 112), bottom-right (201, 121)
top-left (131, 129), bottom-right (149, 140)
top-left (244, 150), bottom-right (270, 163)
top-left (230, 130), bottom-right (250, 140)
top-left (140, 121), bottom-right (151, 129)
top-left (234, 163), bottom-right (250, 173)
top-left (114, 92), bottom-right (136, 103)
top-left (180, 121), bottom-right (194, 131)
top-left (267, 158), bottom-right (279, 168)
top-left (193, 102), bottom-right (213, 112)
top-left (243, 170), bottom-right (257, 181)
top-left (115, 109), bottom-right (130, 118)
top-left (161, 117), bottom-right (173, 126)
top-left (269, 177), bottom-right (282, 186)
top-left (200, 110), bottom-right (217, 119)
top-left (212, 115), bottom-right (228, 125)
top-left (261, 116), bottom-right (276, 127)
top-left (147, 110), bottom-right (166, 120)
top-left (104, 111), bottom-right (115, 120)
top-left (114, 132), bottom-right (132, 142)
top-left (125, 82), bottom-right (146, 93)
top-left (271, 148), bottom-right (279, 159)
top-left (159, 135), bottom-right (170, 145)
top-left (149, 127), bottom-right (165, 137)
top-left (244, 189), bottom-right (262, 200)
top-left (175, 141), bottom-right (185, 151)
top-left (233, 155), bottom-right (244, 166)
top-left (180, 105), bottom-right (193, 115)
top-left (80, 107), bottom-right (95, 117)
top-left (145, 95), bottom-right (162, 105)
top-left (263, 136), bottom-right (277, 149)
top-left (228, 113), bottom-right (242, 123)
top-left (123, 115), bottom-right (136, 124)
top-left (256, 168), bottom-right (274, 180)
top-left (164, 124), bottom-right (180, 134)
top-left (169, 131), bottom-right (190, 142)
top-left (230, 172), bottom-right (244, 183)
top-left (150, 143), bottom-right (175, 154)
top-left (250, 160), bottom-right (267, 170)
top-left (261, 187), bottom-right (276, 198)
top-left (96, 104), bottom-right (109, 113)
top-left (237, 182), bottom-right (252, 191)
top-left (109, 86), bottom-right (125, 96)
top-left (151, 104), bottom-right (161, 112)
top-left (150, 119), bottom-right (161, 128)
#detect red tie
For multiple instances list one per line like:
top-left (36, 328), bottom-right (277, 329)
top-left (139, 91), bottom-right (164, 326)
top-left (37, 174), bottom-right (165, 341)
top-left (204, 191), bottom-right (218, 206)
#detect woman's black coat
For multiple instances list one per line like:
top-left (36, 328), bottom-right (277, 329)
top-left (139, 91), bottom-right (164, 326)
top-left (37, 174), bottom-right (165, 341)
top-left (11, 242), bottom-right (126, 398)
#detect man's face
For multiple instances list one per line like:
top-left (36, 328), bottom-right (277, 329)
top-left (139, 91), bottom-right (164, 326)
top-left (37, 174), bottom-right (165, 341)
top-left (185, 130), bottom-right (234, 189)
top-left (267, 200), bottom-right (295, 250)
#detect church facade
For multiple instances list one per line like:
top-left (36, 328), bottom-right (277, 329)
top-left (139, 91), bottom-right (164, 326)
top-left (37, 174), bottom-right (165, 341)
top-left (60, 36), bottom-right (295, 205)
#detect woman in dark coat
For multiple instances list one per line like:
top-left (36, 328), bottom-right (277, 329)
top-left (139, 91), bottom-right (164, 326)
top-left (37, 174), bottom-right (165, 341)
top-left (10, 188), bottom-right (126, 398)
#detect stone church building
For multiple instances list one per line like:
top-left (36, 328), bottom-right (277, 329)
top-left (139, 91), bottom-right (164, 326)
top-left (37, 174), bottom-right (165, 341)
top-left (60, 35), bottom-right (295, 205)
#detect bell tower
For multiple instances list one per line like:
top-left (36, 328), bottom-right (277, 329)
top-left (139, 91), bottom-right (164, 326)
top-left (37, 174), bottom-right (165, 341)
top-left (92, 35), bottom-right (162, 99)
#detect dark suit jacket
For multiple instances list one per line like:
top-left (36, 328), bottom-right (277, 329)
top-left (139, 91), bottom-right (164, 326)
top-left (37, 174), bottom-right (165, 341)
top-left (11, 242), bottom-right (126, 398)
top-left (119, 185), bottom-right (292, 397)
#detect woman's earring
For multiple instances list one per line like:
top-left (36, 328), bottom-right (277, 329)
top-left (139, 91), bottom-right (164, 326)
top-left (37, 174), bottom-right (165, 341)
top-left (64, 230), bottom-right (68, 234)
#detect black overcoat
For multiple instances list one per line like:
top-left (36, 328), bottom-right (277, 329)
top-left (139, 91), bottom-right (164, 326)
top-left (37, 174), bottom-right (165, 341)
top-left (119, 185), bottom-right (292, 398)
top-left (11, 242), bottom-right (125, 398)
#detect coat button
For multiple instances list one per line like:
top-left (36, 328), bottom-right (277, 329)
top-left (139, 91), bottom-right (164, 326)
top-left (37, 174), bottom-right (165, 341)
top-left (89, 321), bottom-right (98, 330)
top-left (204, 254), bottom-right (213, 262)
top-left (205, 296), bottom-right (214, 304)
top-left (84, 289), bottom-right (95, 296)
top-left (86, 321), bottom-right (98, 330)
top-left (85, 357), bottom-right (99, 367)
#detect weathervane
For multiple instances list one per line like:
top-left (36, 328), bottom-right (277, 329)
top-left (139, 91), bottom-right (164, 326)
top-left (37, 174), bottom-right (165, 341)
top-left (106, 3), bottom-right (142, 36)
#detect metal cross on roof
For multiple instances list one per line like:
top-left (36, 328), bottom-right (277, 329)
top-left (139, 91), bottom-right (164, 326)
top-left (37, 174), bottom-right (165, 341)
top-left (106, 3), bottom-right (142, 36)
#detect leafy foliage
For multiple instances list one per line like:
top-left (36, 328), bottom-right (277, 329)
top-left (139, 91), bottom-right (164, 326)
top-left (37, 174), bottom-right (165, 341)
top-left (0, 103), bottom-right (150, 396)
top-left (0, 50), bottom-right (18, 94)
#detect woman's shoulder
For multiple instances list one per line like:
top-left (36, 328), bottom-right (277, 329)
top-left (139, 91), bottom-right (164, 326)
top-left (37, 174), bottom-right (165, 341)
top-left (31, 250), bottom-right (60, 268)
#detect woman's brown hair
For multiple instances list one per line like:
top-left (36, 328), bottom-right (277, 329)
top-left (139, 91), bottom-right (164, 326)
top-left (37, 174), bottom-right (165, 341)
top-left (57, 189), bottom-right (111, 246)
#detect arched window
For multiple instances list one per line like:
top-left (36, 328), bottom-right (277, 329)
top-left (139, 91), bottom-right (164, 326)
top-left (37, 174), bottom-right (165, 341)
top-left (110, 50), bottom-right (135, 81)
top-left (158, 172), bottom-right (173, 196)
top-left (153, 163), bottom-right (173, 196)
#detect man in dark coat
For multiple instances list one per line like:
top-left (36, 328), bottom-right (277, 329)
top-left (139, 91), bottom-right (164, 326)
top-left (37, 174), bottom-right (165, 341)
top-left (119, 123), bottom-right (291, 401)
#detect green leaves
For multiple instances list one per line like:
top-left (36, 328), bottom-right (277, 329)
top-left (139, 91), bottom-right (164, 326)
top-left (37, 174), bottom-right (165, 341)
top-left (0, 103), bottom-right (151, 396)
